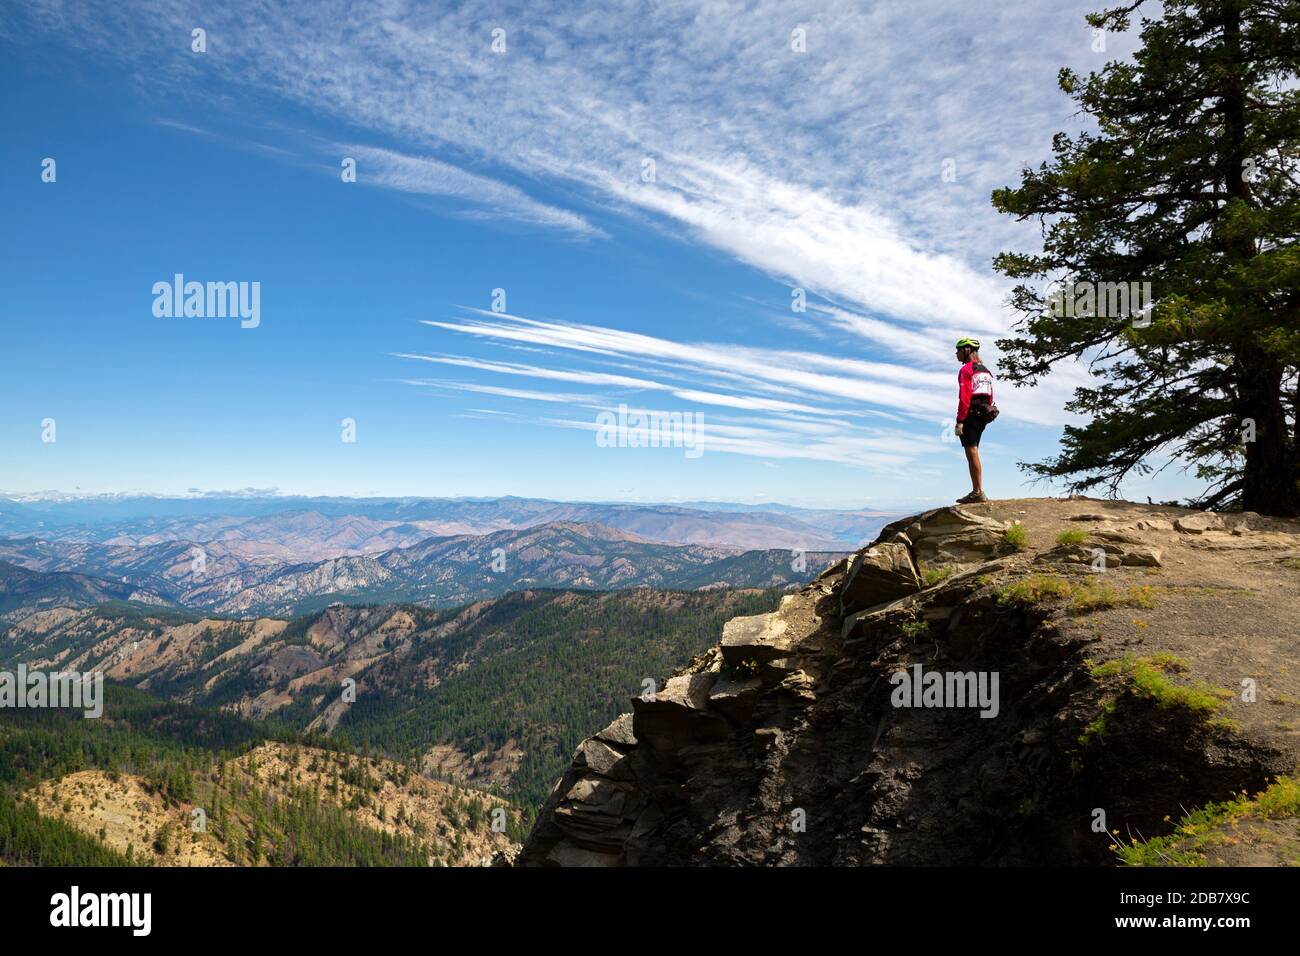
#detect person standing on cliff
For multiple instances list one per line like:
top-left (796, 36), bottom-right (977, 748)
top-left (954, 337), bottom-right (997, 503)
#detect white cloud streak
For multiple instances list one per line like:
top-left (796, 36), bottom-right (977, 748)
top-left (342, 143), bottom-right (605, 237)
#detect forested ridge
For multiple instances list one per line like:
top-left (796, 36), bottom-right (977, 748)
top-left (1, 586), bottom-right (783, 861)
top-left (335, 587), bottom-right (785, 809)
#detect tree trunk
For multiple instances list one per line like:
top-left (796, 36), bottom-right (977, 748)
top-left (1238, 359), bottom-right (1300, 516)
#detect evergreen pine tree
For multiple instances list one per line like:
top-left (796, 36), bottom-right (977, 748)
top-left (992, 0), bottom-right (1300, 513)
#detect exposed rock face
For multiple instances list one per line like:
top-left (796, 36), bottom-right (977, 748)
top-left (518, 500), bottom-right (1300, 867)
top-left (878, 506), bottom-right (1009, 567)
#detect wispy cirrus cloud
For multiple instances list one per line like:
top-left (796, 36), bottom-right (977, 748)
top-left (342, 144), bottom-right (605, 238)
top-left (15, 0), bottom-right (1132, 329)
top-left (414, 310), bottom-right (959, 419)
top-left (10, 0), bottom-right (1130, 475)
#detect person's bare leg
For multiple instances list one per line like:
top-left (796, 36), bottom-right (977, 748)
top-left (965, 446), bottom-right (983, 496)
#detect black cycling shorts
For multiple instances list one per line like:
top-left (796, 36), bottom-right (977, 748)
top-left (959, 416), bottom-right (986, 448)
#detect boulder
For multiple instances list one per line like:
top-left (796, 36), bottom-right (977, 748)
top-left (890, 507), bottom-right (1008, 567)
top-left (1118, 546), bottom-right (1163, 567)
top-left (552, 775), bottom-right (640, 848)
top-left (708, 674), bottom-right (764, 722)
top-left (1226, 511), bottom-right (1263, 534)
top-left (1039, 540), bottom-right (1162, 568)
top-left (840, 541), bottom-right (921, 615)
top-left (562, 775), bottom-right (633, 811)
top-left (720, 612), bottom-right (797, 667)
top-left (545, 843), bottom-right (623, 867)
top-left (575, 738), bottom-right (636, 779)
top-left (595, 713), bottom-right (637, 748)
top-left (816, 557), bottom-right (850, 581)
top-left (1175, 513), bottom-right (1225, 533)
top-left (636, 671), bottom-right (715, 711)
top-left (841, 597), bottom-right (915, 640)
top-left (631, 672), bottom-right (730, 752)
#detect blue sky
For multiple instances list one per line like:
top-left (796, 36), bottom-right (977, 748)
top-left (0, 1), bottom-right (1200, 510)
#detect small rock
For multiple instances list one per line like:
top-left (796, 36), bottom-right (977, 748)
top-left (1118, 546), bottom-right (1162, 567)
top-left (1135, 518), bottom-right (1173, 532)
top-left (1036, 544), bottom-right (1120, 568)
top-left (777, 669), bottom-right (816, 701)
top-left (1092, 530), bottom-right (1145, 544)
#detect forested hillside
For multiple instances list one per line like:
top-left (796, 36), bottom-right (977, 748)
top-left (2, 586), bottom-right (788, 835)
top-left (0, 684), bottom-right (523, 866)
top-left (334, 588), bottom-right (785, 807)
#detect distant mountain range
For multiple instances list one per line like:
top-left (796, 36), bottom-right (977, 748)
top-left (0, 522), bottom-right (846, 618)
top-left (0, 494), bottom-right (900, 552)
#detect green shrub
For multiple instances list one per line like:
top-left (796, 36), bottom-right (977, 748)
top-left (900, 620), bottom-right (930, 639)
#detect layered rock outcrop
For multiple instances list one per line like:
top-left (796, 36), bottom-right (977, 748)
top-left (517, 500), bottom-right (1300, 866)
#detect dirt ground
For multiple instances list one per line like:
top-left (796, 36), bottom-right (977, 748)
top-left (966, 497), bottom-right (1300, 764)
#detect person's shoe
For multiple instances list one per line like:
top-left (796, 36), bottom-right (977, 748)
top-left (956, 491), bottom-right (988, 504)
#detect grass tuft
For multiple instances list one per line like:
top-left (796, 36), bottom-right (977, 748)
top-left (922, 566), bottom-right (954, 587)
top-left (1069, 579), bottom-right (1158, 614)
top-left (1003, 523), bottom-right (1028, 551)
top-left (1090, 654), bottom-right (1224, 717)
top-left (1115, 776), bottom-right (1300, 866)
top-left (995, 573), bottom-right (1072, 605)
top-left (995, 573), bottom-right (1158, 615)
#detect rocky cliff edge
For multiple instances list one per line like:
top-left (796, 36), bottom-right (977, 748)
top-left (517, 497), bottom-right (1300, 866)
